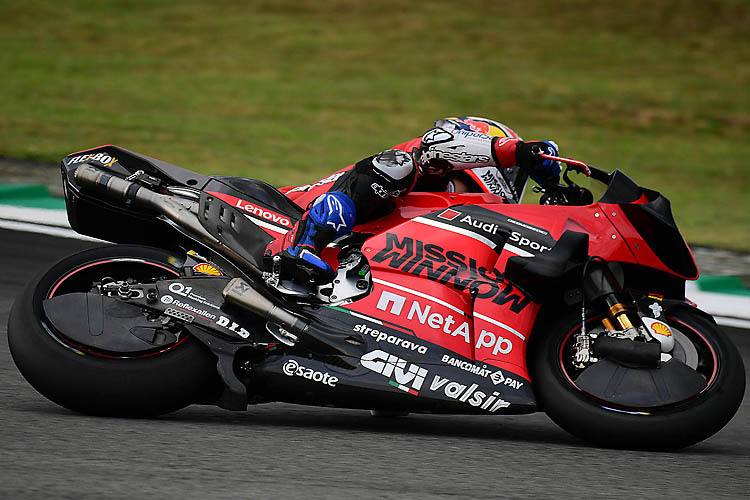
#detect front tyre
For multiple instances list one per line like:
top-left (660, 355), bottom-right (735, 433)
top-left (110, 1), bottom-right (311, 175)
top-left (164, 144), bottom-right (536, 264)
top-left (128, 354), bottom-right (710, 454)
top-left (8, 245), bottom-right (221, 417)
top-left (529, 307), bottom-right (745, 450)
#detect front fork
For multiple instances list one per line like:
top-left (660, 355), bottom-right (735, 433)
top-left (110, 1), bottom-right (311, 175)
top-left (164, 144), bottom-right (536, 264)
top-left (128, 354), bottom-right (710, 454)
top-left (574, 260), bottom-right (672, 369)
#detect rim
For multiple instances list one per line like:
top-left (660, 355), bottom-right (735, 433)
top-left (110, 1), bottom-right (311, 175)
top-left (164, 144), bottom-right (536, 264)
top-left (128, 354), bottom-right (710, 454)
top-left (41, 257), bottom-right (189, 359)
top-left (557, 313), bottom-right (718, 412)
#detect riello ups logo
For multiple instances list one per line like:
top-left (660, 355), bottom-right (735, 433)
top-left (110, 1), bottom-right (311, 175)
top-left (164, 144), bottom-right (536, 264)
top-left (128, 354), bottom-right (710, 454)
top-left (372, 233), bottom-right (532, 313)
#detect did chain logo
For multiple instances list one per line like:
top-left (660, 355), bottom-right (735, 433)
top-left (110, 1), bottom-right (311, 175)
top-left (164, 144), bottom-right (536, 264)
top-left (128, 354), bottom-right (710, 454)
top-left (361, 349), bottom-right (428, 396)
top-left (215, 316), bottom-right (250, 339)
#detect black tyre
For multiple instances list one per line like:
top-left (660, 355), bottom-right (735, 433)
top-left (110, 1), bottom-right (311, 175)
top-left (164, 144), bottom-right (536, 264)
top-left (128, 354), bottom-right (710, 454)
top-left (8, 245), bottom-right (221, 417)
top-left (529, 307), bottom-right (745, 450)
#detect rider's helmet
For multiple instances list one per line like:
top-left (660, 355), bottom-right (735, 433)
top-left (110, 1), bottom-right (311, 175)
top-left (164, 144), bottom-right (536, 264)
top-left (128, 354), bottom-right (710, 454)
top-left (432, 116), bottom-right (528, 200)
top-left (435, 116), bottom-right (521, 142)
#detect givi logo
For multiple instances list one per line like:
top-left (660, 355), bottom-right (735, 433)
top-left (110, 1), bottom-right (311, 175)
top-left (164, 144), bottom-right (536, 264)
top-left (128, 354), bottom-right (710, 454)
top-left (361, 349), bottom-right (428, 396)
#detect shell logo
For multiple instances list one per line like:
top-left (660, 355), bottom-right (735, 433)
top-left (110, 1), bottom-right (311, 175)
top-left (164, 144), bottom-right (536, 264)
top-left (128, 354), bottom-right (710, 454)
top-left (650, 322), bottom-right (672, 337)
top-left (193, 263), bottom-right (222, 276)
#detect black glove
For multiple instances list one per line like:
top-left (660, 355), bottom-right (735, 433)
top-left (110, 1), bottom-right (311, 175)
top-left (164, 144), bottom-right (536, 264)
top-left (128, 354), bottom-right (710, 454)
top-left (515, 141), bottom-right (562, 187)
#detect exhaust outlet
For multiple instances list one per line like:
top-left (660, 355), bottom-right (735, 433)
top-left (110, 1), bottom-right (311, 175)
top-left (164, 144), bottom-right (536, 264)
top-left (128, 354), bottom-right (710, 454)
top-left (74, 164), bottom-right (221, 244)
top-left (74, 163), bottom-right (147, 203)
top-left (223, 278), bottom-right (308, 336)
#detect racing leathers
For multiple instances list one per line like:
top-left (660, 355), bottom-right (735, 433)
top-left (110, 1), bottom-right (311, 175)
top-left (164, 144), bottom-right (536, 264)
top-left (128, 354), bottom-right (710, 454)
top-left (268, 117), bottom-right (562, 285)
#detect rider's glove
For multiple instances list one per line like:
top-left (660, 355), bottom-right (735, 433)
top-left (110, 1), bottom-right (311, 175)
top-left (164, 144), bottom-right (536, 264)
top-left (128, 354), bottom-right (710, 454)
top-left (515, 140), bottom-right (562, 187)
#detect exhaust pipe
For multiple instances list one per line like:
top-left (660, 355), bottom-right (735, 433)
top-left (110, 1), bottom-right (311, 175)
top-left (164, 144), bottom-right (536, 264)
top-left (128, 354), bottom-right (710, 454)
top-left (74, 164), bottom-right (217, 243)
top-left (223, 277), bottom-right (365, 359)
top-left (223, 278), bottom-right (308, 338)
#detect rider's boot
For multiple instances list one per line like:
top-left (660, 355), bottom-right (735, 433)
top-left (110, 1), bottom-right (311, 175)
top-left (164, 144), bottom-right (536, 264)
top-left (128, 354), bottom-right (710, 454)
top-left (271, 191), bottom-right (357, 285)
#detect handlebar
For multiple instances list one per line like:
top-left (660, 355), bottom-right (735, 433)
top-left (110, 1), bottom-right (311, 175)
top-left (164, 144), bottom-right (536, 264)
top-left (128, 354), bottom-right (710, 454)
top-left (538, 152), bottom-right (592, 177)
top-left (530, 152), bottom-right (613, 206)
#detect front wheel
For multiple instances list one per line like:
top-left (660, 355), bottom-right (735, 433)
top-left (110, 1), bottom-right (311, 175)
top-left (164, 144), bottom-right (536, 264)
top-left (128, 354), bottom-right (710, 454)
top-left (529, 307), bottom-right (745, 450)
top-left (8, 245), bottom-right (222, 417)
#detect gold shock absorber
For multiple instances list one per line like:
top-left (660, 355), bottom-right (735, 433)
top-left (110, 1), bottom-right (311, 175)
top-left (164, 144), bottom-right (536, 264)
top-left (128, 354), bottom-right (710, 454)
top-left (608, 302), bottom-right (634, 330)
top-left (601, 317), bottom-right (616, 331)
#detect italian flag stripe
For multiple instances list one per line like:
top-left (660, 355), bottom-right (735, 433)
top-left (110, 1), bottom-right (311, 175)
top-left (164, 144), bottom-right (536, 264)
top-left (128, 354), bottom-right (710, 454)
top-left (388, 380), bottom-right (418, 396)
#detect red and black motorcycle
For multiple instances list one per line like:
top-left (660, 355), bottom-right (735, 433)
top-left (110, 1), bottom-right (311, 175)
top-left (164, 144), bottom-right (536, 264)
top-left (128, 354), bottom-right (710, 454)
top-left (8, 145), bottom-right (745, 450)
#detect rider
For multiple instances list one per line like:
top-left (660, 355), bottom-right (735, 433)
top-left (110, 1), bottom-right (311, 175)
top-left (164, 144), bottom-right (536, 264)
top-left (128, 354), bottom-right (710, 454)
top-left (268, 117), bottom-right (562, 285)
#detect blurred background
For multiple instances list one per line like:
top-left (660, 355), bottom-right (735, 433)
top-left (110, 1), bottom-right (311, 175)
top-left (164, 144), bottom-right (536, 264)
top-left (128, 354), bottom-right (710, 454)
top-left (0, 0), bottom-right (748, 249)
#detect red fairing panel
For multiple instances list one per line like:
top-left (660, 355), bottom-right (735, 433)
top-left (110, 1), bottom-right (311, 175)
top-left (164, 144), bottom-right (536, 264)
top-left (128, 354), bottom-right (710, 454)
top-left (598, 202), bottom-right (697, 279)
top-left (345, 273), bottom-right (475, 359)
top-left (479, 203), bottom-right (638, 269)
top-left (348, 210), bottom-right (521, 360)
top-left (473, 283), bottom-right (538, 381)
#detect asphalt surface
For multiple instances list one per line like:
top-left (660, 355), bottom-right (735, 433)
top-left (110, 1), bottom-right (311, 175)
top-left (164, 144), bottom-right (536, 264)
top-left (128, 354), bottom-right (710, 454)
top-left (1, 228), bottom-right (748, 499)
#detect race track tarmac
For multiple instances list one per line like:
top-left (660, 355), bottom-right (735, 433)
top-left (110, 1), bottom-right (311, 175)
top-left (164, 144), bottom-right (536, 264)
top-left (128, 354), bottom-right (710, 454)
top-left (1, 229), bottom-right (748, 499)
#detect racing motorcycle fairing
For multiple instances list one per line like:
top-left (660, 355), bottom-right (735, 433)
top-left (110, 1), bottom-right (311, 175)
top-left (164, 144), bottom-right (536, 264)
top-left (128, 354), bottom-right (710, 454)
top-left (56, 144), bottom-right (700, 417)
top-left (256, 302), bottom-right (538, 414)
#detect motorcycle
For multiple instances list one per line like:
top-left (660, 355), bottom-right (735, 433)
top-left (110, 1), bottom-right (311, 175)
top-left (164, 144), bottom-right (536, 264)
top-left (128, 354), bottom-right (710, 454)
top-left (7, 144), bottom-right (745, 450)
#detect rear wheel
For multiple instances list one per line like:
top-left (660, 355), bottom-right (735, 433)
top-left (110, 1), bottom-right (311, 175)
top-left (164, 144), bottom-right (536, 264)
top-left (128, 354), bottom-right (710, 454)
top-left (529, 307), bottom-right (745, 450)
top-left (8, 245), bottom-right (221, 417)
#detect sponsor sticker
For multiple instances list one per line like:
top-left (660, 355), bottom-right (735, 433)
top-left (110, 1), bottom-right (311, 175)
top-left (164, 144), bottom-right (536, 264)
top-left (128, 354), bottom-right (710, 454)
top-left (66, 152), bottom-right (118, 167)
top-left (438, 209), bottom-right (461, 221)
top-left (167, 282), bottom-right (221, 310)
top-left (353, 324), bottom-right (428, 354)
top-left (215, 315), bottom-right (250, 338)
top-left (479, 169), bottom-right (512, 197)
top-left (457, 214), bottom-right (500, 235)
top-left (376, 290), bottom-right (471, 343)
top-left (441, 354), bottom-right (524, 390)
top-left (475, 329), bottom-right (513, 355)
top-left (205, 191), bottom-right (292, 228)
top-left (650, 321), bottom-right (672, 337)
top-left (361, 349), bottom-right (428, 396)
top-left (648, 302), bottom-right (663, 318)
top-left (641, 317), bottom-right (675, 351)
top-left (282, 359), bottom-right (338, 387)
top-left (170, 298), bottom-right (216, 321)
top-left (508, 230), bottom-right (551, 253)
top-left (371, 233), bottom-right (532, 313)
top-left (429, 374), bottom-right (510, 412)
top-left (193, 263), bottom-right (222, 276)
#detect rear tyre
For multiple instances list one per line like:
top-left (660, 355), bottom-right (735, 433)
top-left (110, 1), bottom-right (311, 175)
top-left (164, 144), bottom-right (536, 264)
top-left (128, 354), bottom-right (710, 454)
top-left (8, 245), bottom-right (221, 417)
top-left (529, 307), bottom-right (745, 450)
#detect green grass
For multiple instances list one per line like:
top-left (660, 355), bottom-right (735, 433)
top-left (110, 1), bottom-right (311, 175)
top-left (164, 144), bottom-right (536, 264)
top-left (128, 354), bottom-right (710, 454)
top-left (1, 0), bottom-right (748, 248)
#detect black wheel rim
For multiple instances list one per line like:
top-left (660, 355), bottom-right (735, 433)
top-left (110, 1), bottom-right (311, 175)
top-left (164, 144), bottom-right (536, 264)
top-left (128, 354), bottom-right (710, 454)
top-left (41, 257), bottom-right (188, 359)
top-left (557, 314), bottom-right (719, 413)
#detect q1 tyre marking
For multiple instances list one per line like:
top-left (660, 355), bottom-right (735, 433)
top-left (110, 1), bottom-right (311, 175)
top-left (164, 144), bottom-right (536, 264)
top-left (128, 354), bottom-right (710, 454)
top-left (45, 257), bottom-right (186, 359)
